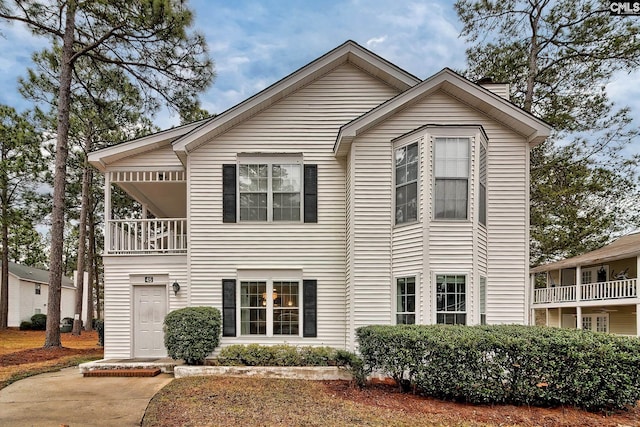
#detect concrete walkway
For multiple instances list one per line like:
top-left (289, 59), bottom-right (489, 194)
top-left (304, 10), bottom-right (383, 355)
top-left (0, 367), bottom-right (173, 427)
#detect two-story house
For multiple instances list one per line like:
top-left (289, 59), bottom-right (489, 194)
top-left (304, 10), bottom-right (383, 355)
top-left (88, 41), bottom-right (551, 359)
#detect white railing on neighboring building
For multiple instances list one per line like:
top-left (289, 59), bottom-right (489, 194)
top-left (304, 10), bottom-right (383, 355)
top-left (534, 285), bottom-right (576, 304)
top-left (533, 278), bottom-right (638, 304)
top-left (108, 219), bottom-right (187, 254)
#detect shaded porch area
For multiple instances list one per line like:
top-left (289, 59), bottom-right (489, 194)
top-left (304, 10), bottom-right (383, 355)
top-left (530, 232), bottom-right (640, 336)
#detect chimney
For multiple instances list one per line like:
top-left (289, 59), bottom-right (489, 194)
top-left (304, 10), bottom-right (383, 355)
top-left (476, 77), bottom-right (510, 100)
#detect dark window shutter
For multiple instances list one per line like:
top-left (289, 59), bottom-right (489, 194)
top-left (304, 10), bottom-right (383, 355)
top-left (222, 279), bottom-right (236, 337)
top-left (304, 164), bottom-right (317, 223)
top-left (303, 279), bottom-right (317, 337)
top-left (223, 164), bottom-right (236, 223)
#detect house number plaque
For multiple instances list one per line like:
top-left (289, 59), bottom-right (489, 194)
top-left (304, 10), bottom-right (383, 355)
top-left (144, 276), bottom-right (154, 283)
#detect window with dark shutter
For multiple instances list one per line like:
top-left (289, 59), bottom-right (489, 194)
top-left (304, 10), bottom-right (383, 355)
top-left (303, 279), bottom-right (317, 337)
top-left (222, 279), bottom-right (236, 336)
top-left (303, 164), bottom-right (317, 223)
top-left (222, 165), bottom-right (236, 223)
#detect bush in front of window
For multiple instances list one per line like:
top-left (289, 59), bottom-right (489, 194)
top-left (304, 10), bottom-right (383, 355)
top-left (216, 344), bottom-right (342, 367)
top-left (356, 324), bottom-right (640, 412)
top-left (164, 306), bottom-right (221, 365)
top-left (30, 314), bottom-right (47, 331)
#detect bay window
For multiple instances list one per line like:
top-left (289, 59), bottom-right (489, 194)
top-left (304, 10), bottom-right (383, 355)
top-left (396, 276), bottom-right (416, 324)
top-left (434, 137), bottom-right (469, 220)
top-left (436, 274), bottom-right (467, 325)
top-left (395, 142), bottom-right (419, 225)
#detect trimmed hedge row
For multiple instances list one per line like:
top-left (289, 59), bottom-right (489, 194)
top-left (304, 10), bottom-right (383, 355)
top-left (217, 344), bottom-right (343, 367)
top-left (357, 324), bottom-right (640, 412)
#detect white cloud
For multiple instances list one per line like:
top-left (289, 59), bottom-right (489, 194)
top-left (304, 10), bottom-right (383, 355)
top-left (366, 36), bottom-right (387, 48)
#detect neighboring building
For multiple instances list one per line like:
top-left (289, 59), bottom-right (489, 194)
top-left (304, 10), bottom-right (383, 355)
top-left (88, 40), bottom-right (552, 359)
top-left (0, 262), bottom-right (76, 327)
top-left (530, 231), bottom-right (640, 335)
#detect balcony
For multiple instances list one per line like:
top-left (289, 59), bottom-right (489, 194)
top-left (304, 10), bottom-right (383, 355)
top-left (107, 219), bottom-right (187, 255)
top-left (533, 278), bottom-right (638, 305)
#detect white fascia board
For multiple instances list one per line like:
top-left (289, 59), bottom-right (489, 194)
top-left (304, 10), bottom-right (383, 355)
top-left (334, 69), bottom-right (553, 156)
top-left (88, 120), bottom-right (206, 171)
top-left (172, 40), bottom-right (421, 157)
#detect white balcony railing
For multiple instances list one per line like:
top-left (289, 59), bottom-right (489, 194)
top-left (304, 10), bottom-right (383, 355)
top-left (533, 278), bottom-right (638, 304)
top-left (108, 219), bottom-right (187, 254)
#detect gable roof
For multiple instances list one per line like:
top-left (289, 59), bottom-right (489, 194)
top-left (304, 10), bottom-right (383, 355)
top-left (334, 68), bottom-right (552, 156)
top-left (88, 41), bottom-right (421, 168)
top-left (530, 232), bottom-right (640, 273)
top-left (170, 40), bottom-right (421, 162)
top-left (88, 119), bottom-right (207, 172)
top-left (2, 262), bottom-right (75, 288)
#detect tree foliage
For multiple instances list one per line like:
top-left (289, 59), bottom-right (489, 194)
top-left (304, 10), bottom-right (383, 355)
top-left (455, 0), bottom-right (640, 264)
top-left (0, 106), bottom-right (46, 329)
top-left (0, 0), bottom-right (214, 346)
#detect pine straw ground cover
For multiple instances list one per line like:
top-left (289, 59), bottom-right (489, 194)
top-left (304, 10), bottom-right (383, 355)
top-left (0, 329), bottom-right (103, 390)
top-left (143, 376), bottom-right (640, 427)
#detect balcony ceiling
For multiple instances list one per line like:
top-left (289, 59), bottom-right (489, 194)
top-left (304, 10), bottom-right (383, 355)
top-left (118, 181), bottom-right (186, 218)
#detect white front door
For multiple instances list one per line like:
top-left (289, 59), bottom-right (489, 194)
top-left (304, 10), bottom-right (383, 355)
top-left (133, 285), bottom-right (167, 357)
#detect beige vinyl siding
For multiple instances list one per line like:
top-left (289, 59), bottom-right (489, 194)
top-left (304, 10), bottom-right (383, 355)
top-left (102, 255), bottom-right (187, 359)
top-left (348, 89), bottom-right (527, 329)
top-left (188, 63), bottom-right (400, 349)
top-left (109, 144), bottom-right (183, 170)
top-left (345, 144), bottom-right (355, 347)
top-left (603, 305), bottom-right (636, 335)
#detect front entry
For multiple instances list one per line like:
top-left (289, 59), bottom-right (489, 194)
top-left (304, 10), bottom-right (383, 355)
top-left (133, 285), bottom-right (167, 357)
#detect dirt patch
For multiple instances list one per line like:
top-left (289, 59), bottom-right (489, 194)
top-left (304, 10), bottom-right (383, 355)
top-left (143, 376), bottom-right (640, 427)
top-left (0, 347), bottom-right (100, 366)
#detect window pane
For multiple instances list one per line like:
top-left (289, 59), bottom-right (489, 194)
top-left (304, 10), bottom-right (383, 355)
top-left (435, 179), bottom-right (467, 219)
top-left (406, 143), bottom-right (418, 164)
top-left (396, 276), bottom-right (416, 325)
top-left (240, 281), bottom-right (267, 335)
top-left (406, 182), bottom-right (417, 221)
top-left (273, 193), bottom-right (300, 221)
top-left (240, 193), bottom-right (267, 221)
top-left (273, 281), bottom-right (299, 335)
top-left (436, 275), bottom-right (466, 325)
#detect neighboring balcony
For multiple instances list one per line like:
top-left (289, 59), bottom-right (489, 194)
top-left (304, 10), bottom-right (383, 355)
top-left (533, 278), bottom-right (638, 305)
top-left (108, 218), bottom-right (187, 255)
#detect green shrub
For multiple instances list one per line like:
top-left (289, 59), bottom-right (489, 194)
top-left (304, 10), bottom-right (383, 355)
top-left (95, 319), bottom-right (104, 346)
top-left (356, 324), bottom-right (640, 412)
top-left (30, 314), bottom-right (47, 331)
top-left (335, 349), bottom-right (369, 388)
top-left (19, 321), bottom-right (32, 330)
top-left (217, 344), bottom-right (341, 367)
top-left (163, 306), bottom-right (221, 365)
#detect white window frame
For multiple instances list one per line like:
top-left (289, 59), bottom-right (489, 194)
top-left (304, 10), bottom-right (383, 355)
top-left (478, 140), bottom-right (487, 226)
top-left (237, 269), bottom-right (302, 337)
top-left (35, 283), bottom-right (41, 295)
top-left (581, 313), bottom-right (609, 333)
top-left (393, 139), bottom-right (420, 226)
top-left (394, 274), bottom-right (418, 324)
top-left (581, 265), bottom-right (609, 285)
top-left (237, 155), bottom-right (303, 223)
top-left (435, 273), bottom-right (468, 325)
top-left (433, 137), bottom-right (470, 221)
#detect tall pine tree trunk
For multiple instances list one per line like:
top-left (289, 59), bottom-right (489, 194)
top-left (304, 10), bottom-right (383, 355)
top-left (45, 1), bottom-right (76, 347)
top-left (0, 148), bottom-right (8, 330)
top-left (72, 133), bottom-right (91, 335)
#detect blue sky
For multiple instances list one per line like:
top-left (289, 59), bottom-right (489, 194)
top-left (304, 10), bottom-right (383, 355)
top-left (1, 0), bottom-right (640, 146)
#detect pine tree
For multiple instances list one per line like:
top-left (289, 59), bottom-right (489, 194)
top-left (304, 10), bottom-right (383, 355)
top-left (455, 0), bottom-right (640, 264)
top-left (0, 0), bottom-right (214, 346)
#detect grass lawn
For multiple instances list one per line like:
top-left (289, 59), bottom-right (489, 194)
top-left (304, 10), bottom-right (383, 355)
top-left (0, 329), bottom-right (103, 390)
top-left (143, 376), bottom-right (640, 427)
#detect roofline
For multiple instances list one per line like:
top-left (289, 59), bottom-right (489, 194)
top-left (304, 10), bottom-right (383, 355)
top-left (334, 68), bottom-right (553, 156)
top-left (87, 119), bottom-right (208, 171)
top-left (171, 40), bottom-right (421, 158)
